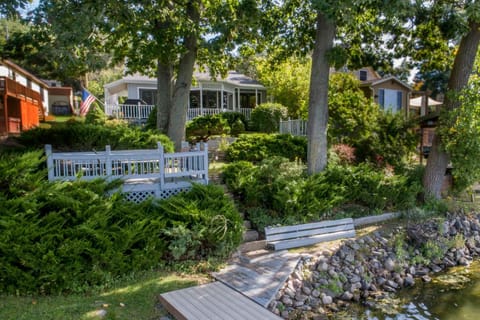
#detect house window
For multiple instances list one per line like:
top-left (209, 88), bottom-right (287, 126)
top-left (378, 89), bottom-right (402, 112)
top-left (359, 70), bottom-right (367, 81)
top-left (139, 89), bottom-right (157, 105)
top-left (189, 91), bottom-right (200, 108)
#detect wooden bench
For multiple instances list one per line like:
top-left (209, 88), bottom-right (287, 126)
top-left (265, 218), bottom-right (356, 251)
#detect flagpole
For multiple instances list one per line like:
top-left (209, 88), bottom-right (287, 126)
top-left (81, 86), bottom-right (106, 108)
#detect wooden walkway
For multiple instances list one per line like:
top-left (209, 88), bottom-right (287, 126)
top-left (159, 281), bottom-right (282, 320)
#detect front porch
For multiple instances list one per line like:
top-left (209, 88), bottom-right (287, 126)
top-left (103, 71), bottom-right (266, 124)
top-left (105, 104), bottom-right (254, 123)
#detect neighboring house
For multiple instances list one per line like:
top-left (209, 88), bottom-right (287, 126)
top-left (411, 95), bottom-right (443, 162)
top-left (47, 85), bottom-right (75, 116)
top-left (356, 67), bottom-right (413, 116)
top-left (104, 70), bottom-right (267, 122)
top-left (0, 59), bottom-right (49, 136)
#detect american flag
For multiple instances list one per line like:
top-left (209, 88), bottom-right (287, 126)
top-left (79, 88), bottom-right (95, 116)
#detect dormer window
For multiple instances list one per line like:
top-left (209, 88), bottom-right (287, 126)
top-left (359, 70), bottom-right (367, 81)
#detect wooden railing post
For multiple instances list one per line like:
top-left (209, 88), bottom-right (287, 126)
top-left (105, 145), bottom-right (112, 179)
top-left (45, 144), bottom-right (54, 181)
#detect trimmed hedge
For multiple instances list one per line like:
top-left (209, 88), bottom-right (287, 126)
top-left (15, 120), bottom-right (174, 152)
top-left (225, 133), bottom-right (307, 162)
top-left (186, 114), bottom-right (230, 143)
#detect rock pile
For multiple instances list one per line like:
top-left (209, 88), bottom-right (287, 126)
top-left (269, 214), bottom-right (480, 318)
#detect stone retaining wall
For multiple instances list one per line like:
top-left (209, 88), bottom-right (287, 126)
top-left (269, 213), bottom-right (480, 318)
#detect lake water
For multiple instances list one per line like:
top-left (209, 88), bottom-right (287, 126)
top-left (335, 260), bottom-right (480, 320)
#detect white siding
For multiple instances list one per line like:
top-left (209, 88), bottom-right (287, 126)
top-left (0, 66), bottom-right (8, 77)
top-left (31, 82), bottom-right (40, 92)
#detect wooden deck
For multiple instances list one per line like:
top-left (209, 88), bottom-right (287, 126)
top-left (159, 281), bottom-right (282, 320)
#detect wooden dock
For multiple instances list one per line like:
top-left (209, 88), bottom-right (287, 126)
top-left (159, 281), bottom-right (282, 320)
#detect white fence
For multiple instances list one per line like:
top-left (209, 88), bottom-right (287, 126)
top-left (105, 104), bottom-right (253, 122)
top-left (279, 119), bottom-right (308, 136)
top-left (45, 142), bottom-right (208, 202)
top-left (186, 108), bottom-right (253, 121)
top-left (105, 104), bottom-right (156, 124)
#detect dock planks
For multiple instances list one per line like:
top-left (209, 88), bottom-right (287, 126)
top-left (159, 281), bottom-right (282, 320)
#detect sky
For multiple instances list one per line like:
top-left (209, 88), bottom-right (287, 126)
top-left (20, 0), bottom-right (39, 17)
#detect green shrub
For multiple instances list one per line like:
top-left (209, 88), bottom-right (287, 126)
top-left (355, 112), bottom-right (418, 168)
top-left (0, 150), bottom-right (46, 198)
top-left (230, 118), bottom-right (246, 136)
top-left (0, 152), bottom-right (241, 294)
top-left (186, 114), bottom-right (230, 143)
top-left (15, 121), bottom-right (174, 152)
top-left (296, 167), bottom-right (349, 219)
top-left (246, 207), bottom-right (297, 234)
top-left (250, 103), bottom-right (288, 133)
top-left (222, 157), bottom-right (306, 218)
top-left (221, 161), bottom-right (255, 198)
top-left (244, 157), bottom-right (305, 214)
top-left (225, 133), bottom-right (307, 162)
top-left (223, 158), bottom-right (421, 224)
top-left (219, 112), bottom-right (248, 133)
top-left (85, 104), bottom-right (107, 125)
top-left (155, 184), bottom-right (243, 260)
top-left (145, 106), bottom-right (157, 131)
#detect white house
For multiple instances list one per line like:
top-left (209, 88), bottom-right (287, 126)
top-left (104, 70), bottom-right (267, 122)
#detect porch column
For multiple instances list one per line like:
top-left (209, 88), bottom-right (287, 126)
top-left (233, 88), bottom-right (237, 111)
top-left (200, 83), bottom-right (203, 117)
top-left (238, 88), bottom-right (241, 110)
top-left (255, 88), bottom-right (258, 106)
top-left (221, 84), bottom-right (224, 111)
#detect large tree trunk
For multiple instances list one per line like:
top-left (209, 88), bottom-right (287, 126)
top-left (307, 12), bottom-right (335, 174)
top-left (423, 21), bottom-right (480, 199)
top-left (168, 1), bottom-right (200, 150)
top-left (156, 61), bottom-right (172, 134)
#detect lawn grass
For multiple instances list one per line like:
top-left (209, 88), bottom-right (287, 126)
top-left (0, 270), bottom-right (210, 320)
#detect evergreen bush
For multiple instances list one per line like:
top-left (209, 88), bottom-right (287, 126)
top-left (223, 159), bottom-right (421, 223)
top-left (186, 114), bottom-right (230, 143)
top-left (219, 112), bottom-right (248, 133)
top-left (250, 103), bottom-right (288, 133)
top-left (85, 104), bottom-right (107, 125)
top-left (225, 133), bottom-right (307, 162)
top-left (0, 152), bottom-right (242, 294)
top-left (145, 106), bottom-right (157, 130)
top-left (15, 121), bottom-right (174, 152)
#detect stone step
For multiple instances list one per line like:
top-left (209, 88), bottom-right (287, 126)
top-left (242, 229), bottom-right (259, 243)
top-left (238, 240), bottom-right (267, 254)
top-left (243, 220), bottom-right (252, 229)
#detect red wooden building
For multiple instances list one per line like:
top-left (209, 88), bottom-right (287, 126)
top-left (0, 59), bottom-right (48, 137)
top-left (0, 76), bottom-right (45, 135)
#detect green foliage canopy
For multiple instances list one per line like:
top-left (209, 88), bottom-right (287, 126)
top-left (254, 56), bottom-right (311, 119)
top-left (328, 72), bottom-right (379, 145)
top-left (439, 78), bottom-right (480, 192)
top-left (250, 102), bottom-right (288, 133)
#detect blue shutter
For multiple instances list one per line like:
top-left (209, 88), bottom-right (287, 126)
top-left (397, 91), bottom-right (403, 111)
top-left (378, 89), bottom-right (385, 109)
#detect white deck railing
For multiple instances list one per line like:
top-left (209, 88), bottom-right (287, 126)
top-left (105, 104), bottom-right (155, 123)
top-left (105, 104), bottom-right (253, 122)
top-left (45, 142), bottom-right (208, 202)
top-left (186, 108), bottom-right (253, 121)
top-left (279, 119), bottom-right (308, 136)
